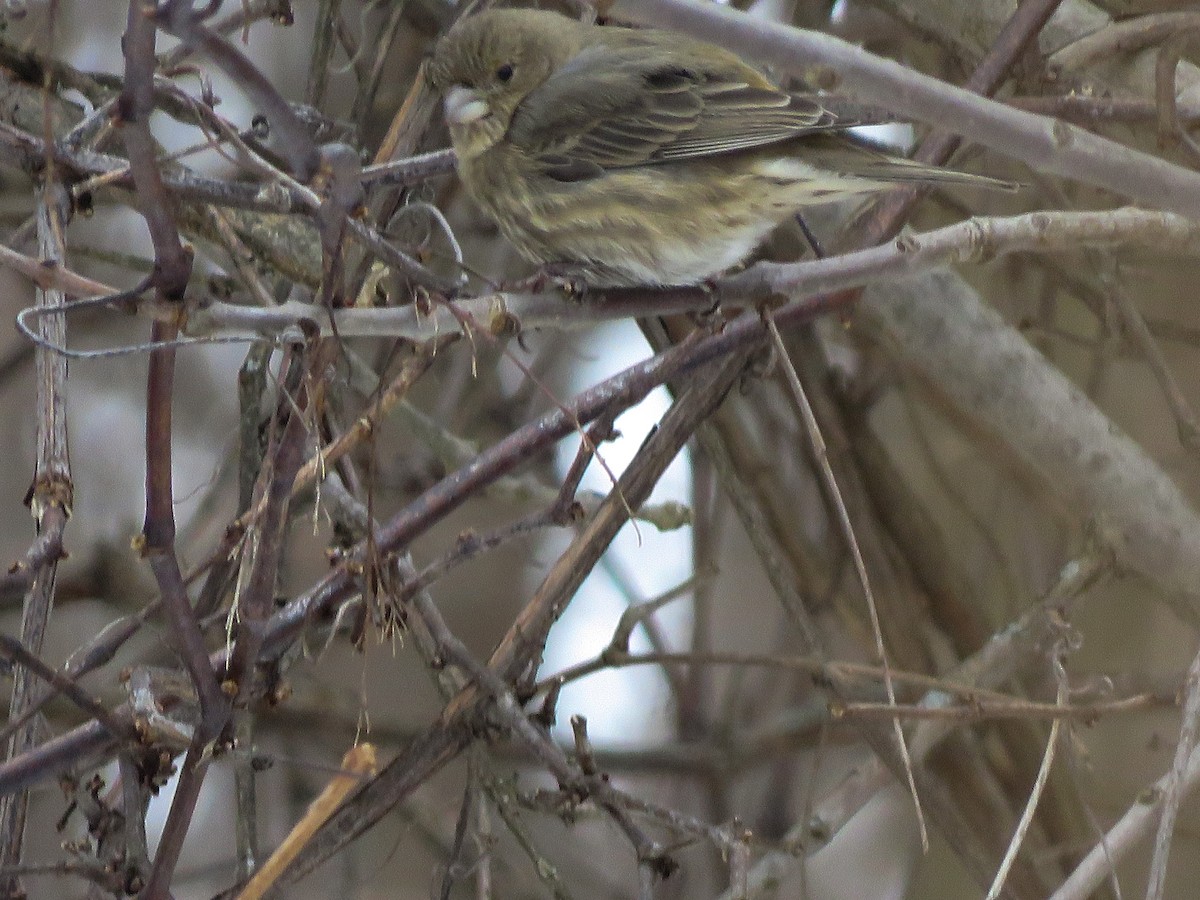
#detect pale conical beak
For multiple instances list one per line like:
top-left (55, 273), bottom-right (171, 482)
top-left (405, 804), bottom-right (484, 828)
top-left (444, 86), bottom-right (489, 126)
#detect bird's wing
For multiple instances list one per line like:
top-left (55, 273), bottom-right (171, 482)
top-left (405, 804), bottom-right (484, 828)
top-left (507, 41), bottom-right (854, 180)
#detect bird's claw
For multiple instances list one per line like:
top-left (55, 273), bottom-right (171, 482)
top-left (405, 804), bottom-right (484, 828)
top-left (503, 264), bottom-right (592, 301)
top-left (693, 278), bottom-right (723, 325)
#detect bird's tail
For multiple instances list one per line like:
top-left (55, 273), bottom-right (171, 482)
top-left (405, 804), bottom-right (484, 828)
top-left (796, 134), bottom-right (1021, 192)
top-left (851, 158), bottom-right (1020, 192)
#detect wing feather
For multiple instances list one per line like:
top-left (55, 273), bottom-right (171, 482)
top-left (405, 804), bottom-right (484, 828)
top-left (506, 41), bottom-right (854, 181)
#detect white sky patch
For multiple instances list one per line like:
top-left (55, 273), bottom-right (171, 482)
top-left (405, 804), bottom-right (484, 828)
top-left (852, 122), bottom-right (916, 153)
top-left (538, 321), bottom-right (694, 748)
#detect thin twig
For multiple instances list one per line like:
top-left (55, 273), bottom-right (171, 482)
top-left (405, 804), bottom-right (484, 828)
top-left (763, 311), bottom-right (927, 851)
top-left (0, 185), bottom-right (72, 892)
top-left (1145, 640), bottom-right (1200, 899)
top-left (986, 639), bottom-right (1070, 899)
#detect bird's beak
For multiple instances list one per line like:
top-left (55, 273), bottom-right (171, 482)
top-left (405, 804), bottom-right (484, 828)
top-left (443, 86), bottom-right (490, 126)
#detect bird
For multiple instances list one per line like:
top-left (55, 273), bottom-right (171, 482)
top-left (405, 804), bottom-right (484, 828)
top-left (427, 8), bottom-right (1014, 287)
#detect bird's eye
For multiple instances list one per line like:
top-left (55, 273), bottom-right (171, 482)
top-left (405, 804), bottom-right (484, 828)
top-left (495, 63), bottom-right (514, 82)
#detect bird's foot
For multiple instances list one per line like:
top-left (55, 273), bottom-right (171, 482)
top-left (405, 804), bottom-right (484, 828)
top-left (691, 278), bottom-right (724, 329)
top-left (502, 264), bottom-right (592, 302)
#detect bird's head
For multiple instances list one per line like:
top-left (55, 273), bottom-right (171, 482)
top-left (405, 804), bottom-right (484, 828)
top-left (428, 9), bottom-right (581, 161)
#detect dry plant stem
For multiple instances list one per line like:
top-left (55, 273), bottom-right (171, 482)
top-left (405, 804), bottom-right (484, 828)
top-left (236, 743), bottom-right (377, 900)
top-left (2, 241), bottom-right (1192, 795)
top-left (233, 715), bottom-right (259, 884)
top-left (232, 334), bottom-right (455, 536)
top-left (0, 336), bottom-right (701, 800)
top-left (231, 347), bottom-right (289, 880)
top-left (604, 577), bottom-right (703, 662)
top-left (716, 557), bottom-right (1104, 900)
top-left (847, 0), bottom-right (1069, 240)
top-left (680, 458), bottom-right (717, 738)
top-left (2, 214), bottom-right (1171, 883)
top-left (304, 0), bottom-right (341, 108)
top-left (3, 62), bottom-right (448, 294)
top-left (416, 600), bottom-right (673, 882)
top-left (482, 772), bottom-right (574, 900)
top-left (175, 208), bottom-right (1200, 344)
top-left (121, 5), bottom-right (231, 895)
top-left (159, 0), bottom-right (299, 71)
top-left (363, 51), bottom-right (442, 277)
top-left (721, 210), bottom-right (1200, 301)
top-left (1155, 27), bottom-right (1200, 168)
top-left (543, 645), bottom-right (1164, 721)
top-left (610, 0), bottom-right (1200, 220)
top-left (1097, 266), bottom-right (1200, 449)
top-left (0, 122), bottom-right (272, 211)
top-left (764, 315), bottom-right (928, 849)
top-left (365, 544), bottom-right (564, 898)
top-left (371, 55), bottom-right (438, 167)
top-left (7, 208), bottom-right (1197, 353)
top-left (0, 635), bottom-right (135, 743)
top-left (474, 773), bottom-right (493, 900)
top-left (879, 172), bottom-right (1184, 864)
top-left (986, 648), bottom-right (1069, 899)
top-left (119, 0), bottom-right (191, 302)
top-left (966, 0), bottom-right (1069, 95)
top-left (842, 694), bottom-right (1162, 721)
top-left (1144, 643), bottom-right (1200, 899)
top-left (119, 752), bottom-right (153, 890)
top-left (396, 510), bottom-right (564, 606)
top-left (441, 759), bottom-right (478, 900)
top-left (709, 3), bottom-right (1067, 887)
top-left (554, 414), bottom-right (616, 516)
top-left (140, 556), bottom-right (228, 900)
top-left (237, 345), bottom-right (272, 512)
top-left (150, 1), bottom-right (460, 295)
top-left (859, 270), bottom-right (1200, 616)
top-left (142, 742), bottom-right (210, 899)
top-left (1007, 93), bottom-right (1200, 125)
top-left (0, 237), bottom-right (111, 297)
top-left (142, 334), bottom-right (226, 718)
top-left (787, 333), bottom-right (935, 664)
top-left (362, 148), bottom-right (456, 187)
top-left (351, 1), bottom-right (407, 135)
top-left (225, 339), bottom-right (326, 696)
top-left (0, 525), bottom-right (67, 607)
top-left (282, 350), bottom-right (755, 886)
top-left (202, 205), bottom-right (278, 308)
top-left (276, 721), bottom-right (476, 890)
top-left (727, 825), bottom-right (751, 898)
top-left (1, 124), bottom-right (454, 215)
top-left (0, 91), bottom-right (451, 213)
top-left (0, 187), bottom-right (72, 892)
top-left (154, 0), bottom-right (319, 182)
top-left (0, 719), bottom-right (118, 800)
top-left (1049, 11), bottom-right (1200, 72)
top-left (1049, 723), bottom-right (1200, 898)
top-left (489, 355), bottom-right (739, 724)
top-left (262, 336), bottom-right (698, 654)
top-left (665, 334), bottom-right (943, 845)
top-left (193, 336), bottom-right (450, 618)
top-left (692, 411), bottom-right (823, 646)
top-left (0, 612), bottom-right (145, 773)
top-left (484, 348), bottom-right (754, 690)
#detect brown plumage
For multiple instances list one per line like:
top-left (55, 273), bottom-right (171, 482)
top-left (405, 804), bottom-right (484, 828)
top-left (428, 9), bottom-right (1014, 286)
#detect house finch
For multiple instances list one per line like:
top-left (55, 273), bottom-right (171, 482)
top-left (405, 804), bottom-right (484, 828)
top-left (428, 8), bottom-right (1013, 286)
